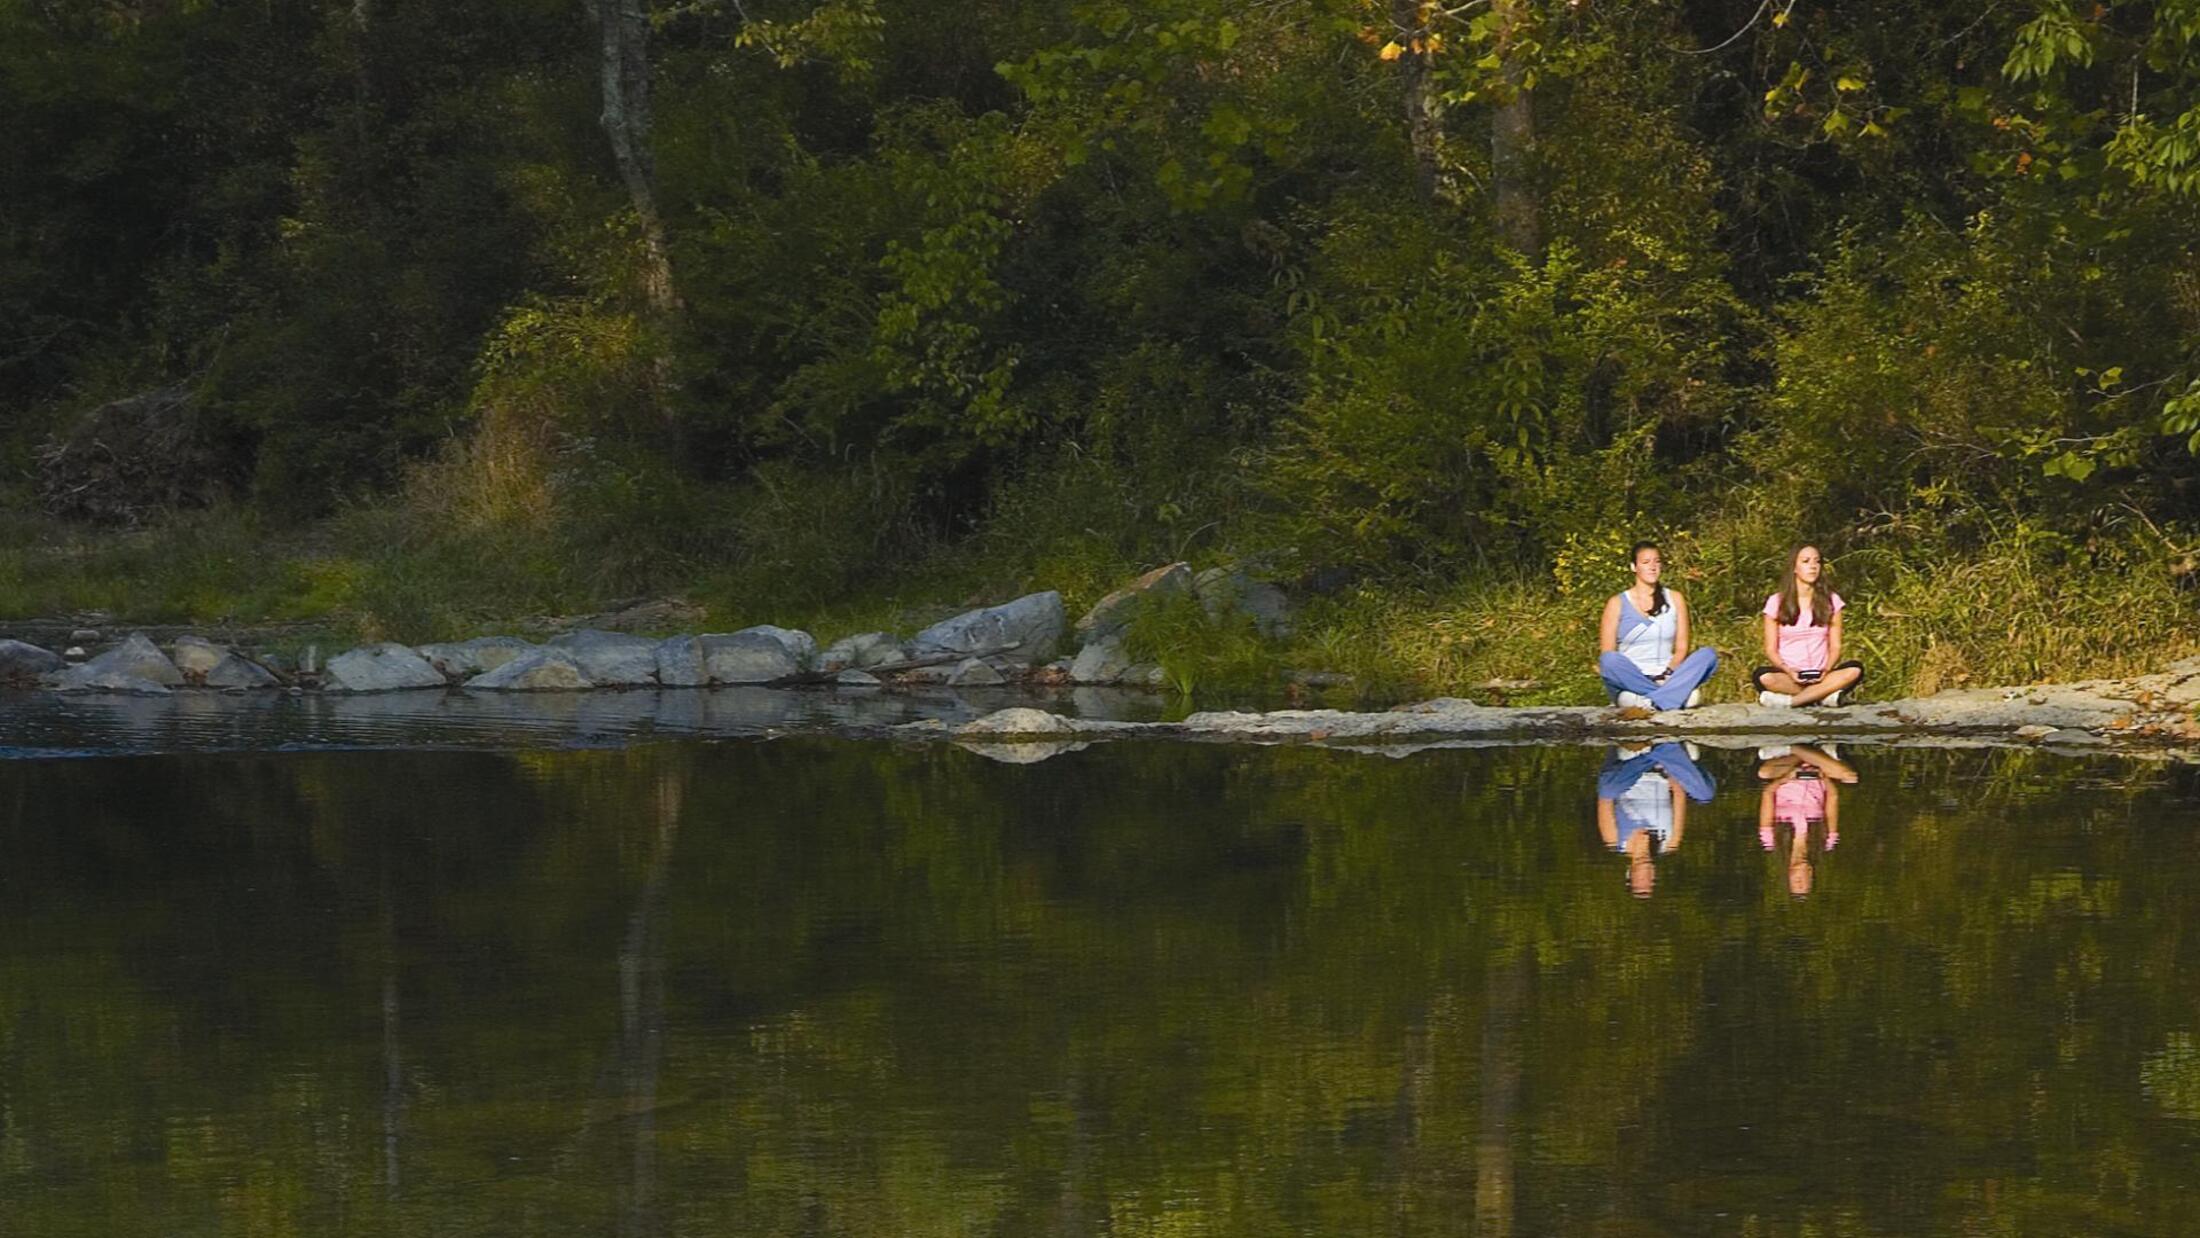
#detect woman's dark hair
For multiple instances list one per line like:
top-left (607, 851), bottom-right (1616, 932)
top-left (1776, 544), bottom-right (1829, 627)
top-left (1629, 540), bottom-right (1668, 616)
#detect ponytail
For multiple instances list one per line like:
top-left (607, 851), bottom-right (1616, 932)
top-left (1628, 541), bottom-right (1669, 616)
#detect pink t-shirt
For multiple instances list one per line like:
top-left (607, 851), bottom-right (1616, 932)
top-left (1763, 591), bottom-right (1844, 672)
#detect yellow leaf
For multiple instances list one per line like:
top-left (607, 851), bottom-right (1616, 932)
top-left (1836, 75), bottom-right (1864, 92)
top-left (1772, 9), bottom-right (1789, 26)
top-left (1378, 39), bottom-right (1404, 60)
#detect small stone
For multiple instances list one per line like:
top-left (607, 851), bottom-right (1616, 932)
top-left (62, 646), bottom-right (87, 663)
top-left (1069, 637), bottom-right (1133, 685)
top-left (957, 707), bottom-right (1076, 737)
top-left (949, 658), bottom-right (1006, 687)
top-left (832, 669), bottom-right (882, 687)
top-left (68, 628), bottom-right (99, 646)
top-left (2014, 724), bottom-right (2055, 741)
top-left (205, 653), bottom-right (282, 690)
top-left (171, 635), bottom-right (227, 680)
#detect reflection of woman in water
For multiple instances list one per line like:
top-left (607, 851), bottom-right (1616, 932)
top-left (1756, 744), bottom-right (1859, 896)
top-left (1597, 742), bottom-right (1717, 898)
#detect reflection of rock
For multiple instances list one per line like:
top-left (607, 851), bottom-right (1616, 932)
top-left (1075, 563), bottom-right (1191, 643)
top-left (468, 648), bottom-right (592, 690)
top-left (325, 643), bottom-right (446, 692)
top-left (548, 630), bottom-right (659, 686)
top-left (418, 636), bottom-right (536, 679)
top-left (911, 592), bottom-right (1065, 665)
top-left (955, 739), bottom-right (1091, 764)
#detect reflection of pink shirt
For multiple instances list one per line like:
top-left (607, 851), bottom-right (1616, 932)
top-left (1774, 777), bottom-right (1826, 825)
top-left (1763, 591), bottom-right (1844, 672)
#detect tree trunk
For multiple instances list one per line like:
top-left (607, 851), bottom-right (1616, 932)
top-left (1393, 0), bottom-right (1443, 203)
top-left (587, 0), bottom-right (680, 314)
top-left (1489, 0), bottom-right (1541, 262)
top-left (1474, 949), bottom-right (1531, 1237)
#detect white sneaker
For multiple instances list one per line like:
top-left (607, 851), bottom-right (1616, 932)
top-left (1758, 690), bottom-right (1793, 707)
top-left (1821, 689), bottom-right (1843, 708)
top-left (1616, 691), bottom-right (1653, 709)
top-left (1685, 688), bottom-right (1703, 709)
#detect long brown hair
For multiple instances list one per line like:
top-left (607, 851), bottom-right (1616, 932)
top-left (1776, 544), bottom-right (1829, 627)
top-left (1630, 540), bottom-right (1668, 616)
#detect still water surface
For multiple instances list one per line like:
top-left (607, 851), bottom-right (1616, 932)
top-left (5, 738), bottom-right (2200, 1234)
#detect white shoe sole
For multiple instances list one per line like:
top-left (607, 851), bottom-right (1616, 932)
top-left (1615, 691), bottom-right (1652, 710)
top-left (1758, 690), bottom-right (1793, 707)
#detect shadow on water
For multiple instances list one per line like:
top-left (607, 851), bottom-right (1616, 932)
top-left (4, 737), bottom-right (2200, 1233)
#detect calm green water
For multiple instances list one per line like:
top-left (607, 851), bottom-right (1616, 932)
top-left (5, 739), bottom-right (2200, 1235)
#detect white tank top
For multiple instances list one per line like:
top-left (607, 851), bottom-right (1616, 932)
top-left (1616, 591), bottom-right (1676, 676)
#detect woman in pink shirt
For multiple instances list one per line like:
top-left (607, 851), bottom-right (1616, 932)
top-left (1752, 544), bottom-right (1865, 707)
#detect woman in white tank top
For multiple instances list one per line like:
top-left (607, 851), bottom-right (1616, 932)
top-left (1596, 541), bottom-right (1719, 711)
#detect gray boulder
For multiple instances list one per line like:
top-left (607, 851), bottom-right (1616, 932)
top-left (1076, 563), bottom-right (1193, 643)
top-left (45, 668), bottom-right (172, 695)
top-left (467, 647), bottom-right (593, 691)
top-left (911, 591), bottom-right (1066, 665)
top-left (205, 653), bottom-right (281, 690)
top-left (171, 635), bottom-right (227, 680)
top-left (949, 658), bottom-right (1006, 687)
top-left (653, 635), bottom-right (711, 687)
top-left (1069, 636), bottom-right (1134, 685)
top-left (548, 629), bottom-right (659, 686)
top-left (0, 639), bottom-right (64, 682)
top-left (738, 625), bottom-right (817, 668)
top-left (818, 631), bottom-right (907, 672)
top-left (418, 636), bottom-right (536, 680)
top-left (1194, 566), bottom-right (1294, 637)
top-left (701, 632), bottom-right (800, 684)
top-left (80, 633), bottom-right (184, 687)
top-left (324, 643), bottom-right (446, 692)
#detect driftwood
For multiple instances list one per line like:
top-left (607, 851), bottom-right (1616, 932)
top-left (777, 652), bottom-right (965, 686)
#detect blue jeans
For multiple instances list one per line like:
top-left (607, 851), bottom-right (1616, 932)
top-left (1599, 647), bottom-right (1719, 711)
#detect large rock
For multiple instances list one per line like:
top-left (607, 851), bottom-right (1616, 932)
top-left (701, 632), bottom-right (800, 684)
top-left (653, 636), bottom-right (711, 687)
top-left (170, 635), bottom-right (228, 680)
top-left (1194, 566), bottom-right (1294, 638)
top-left (548, 629), bottom-right (659, 686)
top-left (46, 668), bottom-right (172, 695)
top-left (1076, 563), bottom-right (1193, 643)
top-left (818, 632), bottom-right (906, 672)
top-left (911, 591), bottom-right (1066, 665)
top-left (467, 647), bottom-right (593, 691)
top-left (738, 625), bottom-right (816, 668)
top-left (324, 643), bottom-right (446, 692)
top-left (1069, 636), bottom-right (1134, 685)
top-left (79, 633), bottom-right (184, 687)
top-left (0, 639), bottom-right (64, 683)
top-left (205, 653), bottom-right (281, 690)
top-left (417, 636), bottom-right (536, 680)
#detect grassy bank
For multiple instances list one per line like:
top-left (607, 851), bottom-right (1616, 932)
top-left (2, 500), bottom-right (2193, 707)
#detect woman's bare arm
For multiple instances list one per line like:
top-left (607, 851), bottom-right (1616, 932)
top-left (1600, 595), bottom-right (1622, 654)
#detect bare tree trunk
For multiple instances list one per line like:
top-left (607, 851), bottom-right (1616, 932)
top-left (1392, 0), bottom-right (1443, 203)
top-left (586, 0), bottom-right (680, 314)
top-left (1490, 0), bottom-right (1541, 262)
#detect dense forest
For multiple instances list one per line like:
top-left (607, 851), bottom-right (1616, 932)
top-left (4, 0), bottom-right (2199, 695)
